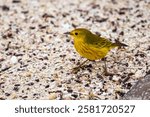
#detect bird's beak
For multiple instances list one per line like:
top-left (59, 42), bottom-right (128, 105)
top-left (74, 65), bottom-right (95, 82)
top-left (64, 32), bottom-right (70, 35)
top-left (64, 32), bottom-right (73, 35)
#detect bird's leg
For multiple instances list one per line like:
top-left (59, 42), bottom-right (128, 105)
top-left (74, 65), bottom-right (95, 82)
top-left (102, 58), bottom-right (114, 76)
top-left (71, 59), bottom-right (89, 73)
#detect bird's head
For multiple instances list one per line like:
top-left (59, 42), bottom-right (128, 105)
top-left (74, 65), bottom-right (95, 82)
top-left (64, 28), bottom-right (92, 41)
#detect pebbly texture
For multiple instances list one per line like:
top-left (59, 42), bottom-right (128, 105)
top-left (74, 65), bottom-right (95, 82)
top-left (0, 0), bottom-right (150, 100)
top-left (122, 73), bottom-right (150, 100)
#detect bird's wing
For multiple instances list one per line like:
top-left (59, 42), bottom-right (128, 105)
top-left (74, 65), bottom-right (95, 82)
top-left (90, 35), bottom-right (113, 49)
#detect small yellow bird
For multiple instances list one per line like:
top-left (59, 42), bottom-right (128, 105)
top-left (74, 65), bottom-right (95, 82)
top-left (65, 28), bottom-right (127, 74)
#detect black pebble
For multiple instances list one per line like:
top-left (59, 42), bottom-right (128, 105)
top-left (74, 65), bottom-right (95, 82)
top-left (35, 79), bottom-right (39, 82)
top-left (5, 93), bottom-right (10, 96)
top-left (12, 0), bottom-right (21, 3)
top-left (66, 39), bottom-right (70, 42)
top-left (119, 31), bottom-right (124, 36)
top-left (71, 94), bottom-right (78, 98)
top-left (2, 5), bottom-right (10, 11)
top-left (85, 83), bottom-right (89, 87)
top-left (67, 89), bottom-right (73, 93)
top-left (13, 86), bottom-right (19, 91)
top-left (45, 85), bottom-right (49, 88)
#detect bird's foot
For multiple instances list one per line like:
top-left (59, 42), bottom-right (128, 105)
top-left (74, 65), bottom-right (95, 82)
top-left (102, 66), bottom-right (114, 76)
top-left (103, 70), bottom-right (114, 76)
top-left (70, 59), bottom-right (89, 74)
top-left (71, 66), bottom-right (81, 74)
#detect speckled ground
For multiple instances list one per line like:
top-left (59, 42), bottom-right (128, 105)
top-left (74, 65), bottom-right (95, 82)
top-left (0, 0), bottom-right (150, 99)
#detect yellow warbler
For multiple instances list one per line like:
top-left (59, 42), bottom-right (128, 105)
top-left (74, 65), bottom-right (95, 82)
top-left (65, 28), bottom-right (127, 74)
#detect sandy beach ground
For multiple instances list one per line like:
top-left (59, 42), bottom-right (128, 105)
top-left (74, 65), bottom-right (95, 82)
top-left (0, 0), bottom-right (150, 99)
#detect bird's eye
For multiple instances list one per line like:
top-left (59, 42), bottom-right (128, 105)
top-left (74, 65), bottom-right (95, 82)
top-left (75, 32), bottom-right (78, 35)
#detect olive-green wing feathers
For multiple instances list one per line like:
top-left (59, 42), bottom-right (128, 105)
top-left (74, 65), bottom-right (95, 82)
top-left (86, 34), bottom-right (114, 49)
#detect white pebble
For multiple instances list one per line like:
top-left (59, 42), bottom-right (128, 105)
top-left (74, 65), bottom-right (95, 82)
top-left (49, 93), bottom-right (57, 100)
top-left (135, 70), bottom-right (144, 78)
top-left (10, 56), bottom-right (18, 64)
top-left (61, 23), bottom-right (71, 30)
top-left (112, 76), bottom-right (119, 81)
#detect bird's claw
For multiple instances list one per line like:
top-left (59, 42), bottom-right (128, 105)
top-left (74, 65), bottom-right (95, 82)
top-left (70, 67), bottom-right (80, 74)
top-left (102, 66), bottom-right (114, 76)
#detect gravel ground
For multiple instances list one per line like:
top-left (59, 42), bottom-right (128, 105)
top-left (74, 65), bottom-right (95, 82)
top-left (122, 73), bottom-right (150, 100)
top-left (0, 0), bottom-right (150, 99)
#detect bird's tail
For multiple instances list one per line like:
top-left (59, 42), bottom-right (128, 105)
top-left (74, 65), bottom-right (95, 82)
top-left (112, 39), bottom-right (128, 48)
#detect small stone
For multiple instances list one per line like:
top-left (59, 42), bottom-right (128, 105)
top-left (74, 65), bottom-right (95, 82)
top-left (10, 56), bottom-right (18, 64)
top-left (135, 70), bottom-right (143, 78)
top-left (2, 5), bottom-right (10, 11)
top-left (61, 23), bottom-right (71, 30)
top-left (112, 76), bottom-right (119, 81)
top-left (49, 93), bottom-right (57, 100)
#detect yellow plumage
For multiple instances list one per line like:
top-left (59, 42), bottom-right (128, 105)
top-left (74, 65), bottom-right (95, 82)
top-left (65, 28), bottom-right (127, 74)
top-left (70, 28), bottom-right (123, 60)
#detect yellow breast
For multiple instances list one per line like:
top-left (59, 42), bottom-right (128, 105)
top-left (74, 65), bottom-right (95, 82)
top-left (74, 39), bottom-right (109, 60)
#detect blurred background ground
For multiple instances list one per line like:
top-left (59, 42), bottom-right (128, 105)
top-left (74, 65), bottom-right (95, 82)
top-left (0, 0), bottom-right (150, 99)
